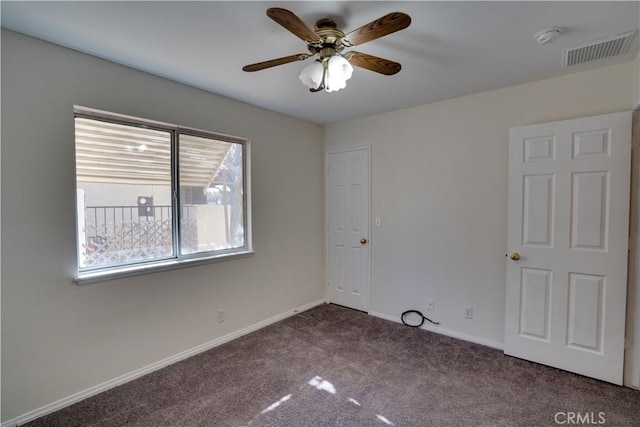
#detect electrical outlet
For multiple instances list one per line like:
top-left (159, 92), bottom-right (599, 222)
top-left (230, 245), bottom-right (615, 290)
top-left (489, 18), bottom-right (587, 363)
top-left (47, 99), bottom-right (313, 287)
top-left (217, 309), bottom-right (225, 323)
top-left (426, 299), bottom-right (435, 311)
top-left (465, 306), bottom-right (473, 319)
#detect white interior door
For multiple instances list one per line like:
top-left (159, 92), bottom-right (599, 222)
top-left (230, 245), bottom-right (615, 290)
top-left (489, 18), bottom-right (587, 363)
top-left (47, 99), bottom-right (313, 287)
top-left (326, 147), bottom-right (371, 312)
top-left (505, 111), bottom-right (632, 385)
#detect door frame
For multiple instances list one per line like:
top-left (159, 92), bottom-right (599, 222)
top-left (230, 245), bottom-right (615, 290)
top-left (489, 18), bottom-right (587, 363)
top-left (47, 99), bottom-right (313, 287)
top-left (324, 145), bottom-right (372, 312)
top-left (626, 109), bottom-right (640, 389)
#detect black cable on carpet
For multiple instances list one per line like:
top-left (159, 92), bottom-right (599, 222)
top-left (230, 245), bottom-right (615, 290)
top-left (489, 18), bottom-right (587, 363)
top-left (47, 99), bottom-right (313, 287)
top-left (401, 310), bottom-right (440, 327)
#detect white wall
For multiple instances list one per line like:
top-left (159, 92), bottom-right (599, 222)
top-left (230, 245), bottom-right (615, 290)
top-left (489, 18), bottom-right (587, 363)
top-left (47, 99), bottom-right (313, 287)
top-left (324, 60), bottom-right (634, 347)
top-left (1, 30), bottom-right (324, 422)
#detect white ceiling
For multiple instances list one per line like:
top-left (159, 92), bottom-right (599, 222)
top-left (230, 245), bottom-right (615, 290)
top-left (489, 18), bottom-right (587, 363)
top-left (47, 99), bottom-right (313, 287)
top-left (2, 1), bottom-right (639, 125)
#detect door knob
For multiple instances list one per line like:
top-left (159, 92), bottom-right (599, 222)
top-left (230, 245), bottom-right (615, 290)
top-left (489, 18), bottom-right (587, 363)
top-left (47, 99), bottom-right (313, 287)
top-left (360, 238), bottom-right (368, 244)
top-left (508, 252), bottom-right (521, 261)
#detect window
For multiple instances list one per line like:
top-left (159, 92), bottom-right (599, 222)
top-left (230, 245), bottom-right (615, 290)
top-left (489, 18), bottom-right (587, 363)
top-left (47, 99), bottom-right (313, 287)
top-left (74, 106), bottom-right (252, 283)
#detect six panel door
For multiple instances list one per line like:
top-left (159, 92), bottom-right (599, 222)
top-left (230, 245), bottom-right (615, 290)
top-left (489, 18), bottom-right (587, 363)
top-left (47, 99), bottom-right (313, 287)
top-left (326, 148), bottom-right (371, 312)
top-left (505, 112), bottom-right (632, 384)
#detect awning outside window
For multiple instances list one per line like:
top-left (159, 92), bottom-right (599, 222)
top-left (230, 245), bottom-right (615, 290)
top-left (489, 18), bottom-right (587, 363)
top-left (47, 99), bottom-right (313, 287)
top-left (75, 117), bottom-right (231, 189)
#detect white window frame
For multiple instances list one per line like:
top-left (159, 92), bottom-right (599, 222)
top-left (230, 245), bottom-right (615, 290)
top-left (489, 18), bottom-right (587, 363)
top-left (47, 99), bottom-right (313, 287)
top-left (74, 106), bottom-right (253, 285)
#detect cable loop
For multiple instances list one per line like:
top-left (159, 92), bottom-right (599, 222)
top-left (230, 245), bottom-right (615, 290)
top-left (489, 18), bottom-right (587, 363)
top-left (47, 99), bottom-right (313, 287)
top-left (401, 310), bottom-right (440, 327)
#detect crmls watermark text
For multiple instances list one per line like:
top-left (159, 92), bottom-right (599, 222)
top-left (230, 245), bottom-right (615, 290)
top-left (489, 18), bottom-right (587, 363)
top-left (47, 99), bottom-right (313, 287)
top-left (555, 412), bottom-right (606, 425)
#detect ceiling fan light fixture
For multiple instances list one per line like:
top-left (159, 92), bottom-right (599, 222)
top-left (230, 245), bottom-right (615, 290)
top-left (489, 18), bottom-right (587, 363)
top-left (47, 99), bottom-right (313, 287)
top-left (325, 55), bottom-right (353, 92)
top-left (299, 59), bottom-right (324, 89)
top-left (299, 54), bottom-right (353, 92)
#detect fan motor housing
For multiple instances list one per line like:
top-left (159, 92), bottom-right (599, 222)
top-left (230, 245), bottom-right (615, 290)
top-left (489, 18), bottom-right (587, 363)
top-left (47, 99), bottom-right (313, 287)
top-left (311, 18), bottom-right (346, 50)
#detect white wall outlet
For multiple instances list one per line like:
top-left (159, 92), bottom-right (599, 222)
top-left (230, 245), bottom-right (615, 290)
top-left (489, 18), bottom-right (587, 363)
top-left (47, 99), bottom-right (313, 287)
top-left (426, 298), bottom-right (435, 311)
top-left (217, 309), bottom-right (225, 323)
top-left (465, 306), bottom-right (473, 319)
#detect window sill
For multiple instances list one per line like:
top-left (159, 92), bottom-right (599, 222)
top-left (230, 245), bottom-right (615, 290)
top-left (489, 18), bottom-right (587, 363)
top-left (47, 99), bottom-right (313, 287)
top-left (75, 250), bottom-right (255, 285)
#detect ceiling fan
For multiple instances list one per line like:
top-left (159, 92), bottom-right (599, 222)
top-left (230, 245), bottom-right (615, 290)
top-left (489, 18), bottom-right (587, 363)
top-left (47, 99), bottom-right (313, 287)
top-left (243, 8), bottom-right (411, 93)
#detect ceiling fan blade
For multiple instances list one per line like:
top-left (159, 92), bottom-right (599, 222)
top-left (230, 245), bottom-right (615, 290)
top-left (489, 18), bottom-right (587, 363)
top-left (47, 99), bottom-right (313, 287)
top-left (345, 51), bottom-right (401, 75)
top-left (266, 8), bottom-right (322, 44)
top-left (242, 54), bottom-right (310, 72)
top-left (342, 12), bottom-right (411, 47)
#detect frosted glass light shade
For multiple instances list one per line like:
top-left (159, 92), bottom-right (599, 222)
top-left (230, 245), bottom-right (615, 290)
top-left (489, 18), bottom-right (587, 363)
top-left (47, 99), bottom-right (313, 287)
top-left (325, 55), bottom-right (353, 92)
top-left (299, 55), bottom-right (354, 92)
top-left (299, 60), bottom-right (324, 89)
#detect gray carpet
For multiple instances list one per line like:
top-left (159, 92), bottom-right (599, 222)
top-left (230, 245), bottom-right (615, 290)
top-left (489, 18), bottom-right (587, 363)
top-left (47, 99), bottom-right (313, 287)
top-left (27, 303), bottom-right (640, 426)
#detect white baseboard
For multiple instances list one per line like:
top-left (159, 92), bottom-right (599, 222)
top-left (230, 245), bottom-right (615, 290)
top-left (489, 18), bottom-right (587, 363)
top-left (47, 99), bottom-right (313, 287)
top-left (2, 299), bottom-right (325, 427)
top-left (369, 311), bottom-right (505, 350)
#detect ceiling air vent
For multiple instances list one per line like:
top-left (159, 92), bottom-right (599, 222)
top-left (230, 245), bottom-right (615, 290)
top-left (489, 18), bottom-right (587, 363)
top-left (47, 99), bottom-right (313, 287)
top-left (562, 31), bottom-right (637, 68)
